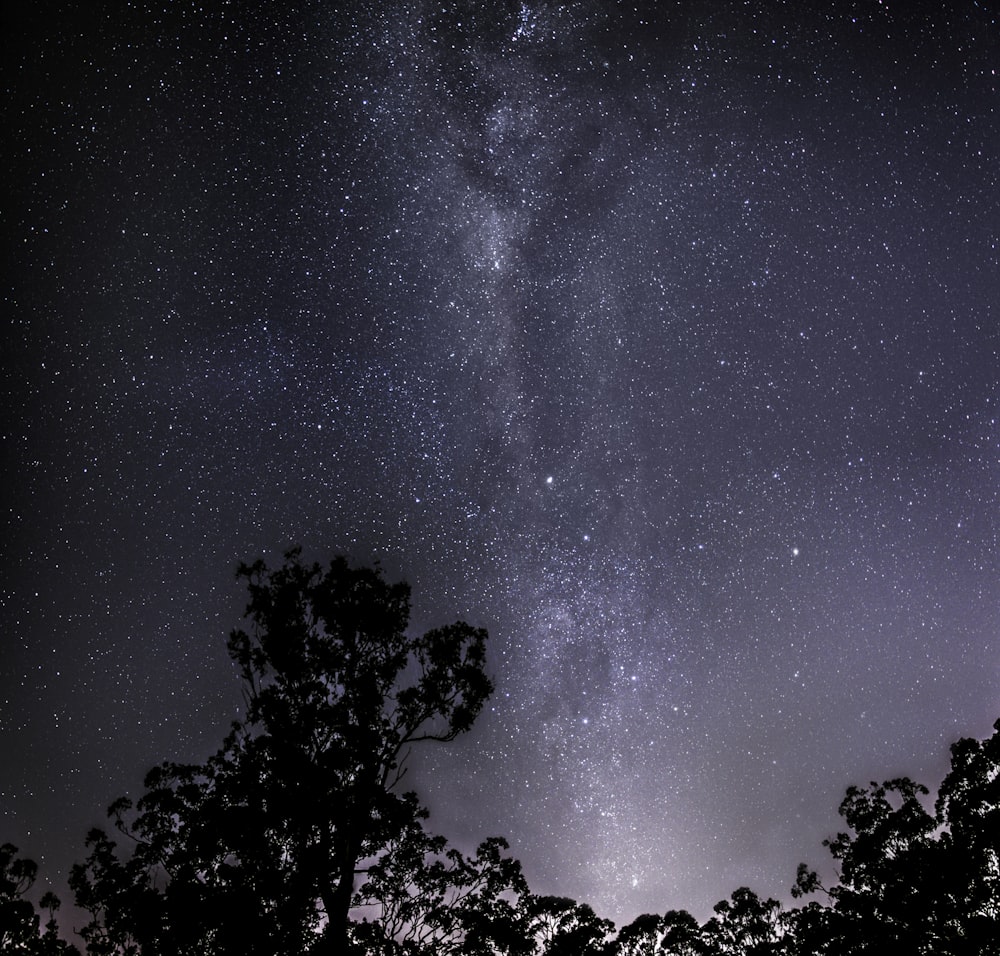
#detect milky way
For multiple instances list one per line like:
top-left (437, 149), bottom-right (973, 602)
top-left (4, 1), bottom-right (1000, 931)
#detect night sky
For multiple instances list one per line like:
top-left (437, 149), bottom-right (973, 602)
top-left (4, 0), bottom-right (1000, 936)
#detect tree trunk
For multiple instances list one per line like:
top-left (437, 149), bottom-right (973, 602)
top-left (314, 830), bottom-right (360, 955)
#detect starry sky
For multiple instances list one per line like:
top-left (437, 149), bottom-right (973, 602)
top-left (4, 0), bottom-right (1000, 934)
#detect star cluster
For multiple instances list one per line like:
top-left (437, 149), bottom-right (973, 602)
top-left (4, 0), bottom-right (1000, 929)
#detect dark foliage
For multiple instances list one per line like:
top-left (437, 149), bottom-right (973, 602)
top-left (349, 797), bottom-right (529, 954)
top-left (8, 547), bottom-right (999, 954)
top-left (68, 549), bottom-right (492, 955)
top-left (0, 843), bottom-right (78, 955)
top-left (790, 718), bottom-right (1000, 955)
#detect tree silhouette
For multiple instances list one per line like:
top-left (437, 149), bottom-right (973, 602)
top-left (0, 843), bottom-right (78, 955)
top-left (599, 721), bottom-right (1000, 956)
top-left (520, 895), bottom-right (614, 956)
top-left (70, 549), bottom-right (493, 955)
top-left (31, 546), bottom-right (1000, 956)
top-left (609, 911), bottom-right (667, 956)
top-left (610, 909), bottom-right (704, 955)
top-left (349, 798), bottom-right (528, 954)
top-left (791, 718), bottom-right (1000, 954)
top-left (700, 887), bottom-right (785, 955)
top-left (933, 717), bottom-right (1000, 952)
top-left (820, 778), bottom-right (939, 952)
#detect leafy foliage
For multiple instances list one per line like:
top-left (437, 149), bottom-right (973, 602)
top-left (791, 718), bottom-right (1000, 954)
top-left (608, 909), bottom-right (704, 956)
top-left (350, 799), bottom-right (528, 954)
top-left (701, 887), bottom-right (786, 955)
top-left (0, 843), bottom-right (78, 955)
top-left (521, 895), bottom-right (614, 956)
top-left (69, 549), bottom-right (493, 955)
top-left (10, 546), bottom-right (1000, 954)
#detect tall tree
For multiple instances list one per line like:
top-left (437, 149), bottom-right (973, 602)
top-left (932, 717), bottom-right (1000, 952)
top-left (791, 777), bottom-right (940, 953)
top-left (0, 843), bottom-right (78, 955)
top-left (610, 909), bottom-right (704, 956)
top-left (71, 549), bottom-right (493, 955)
top-left (700, 887), bottom-right (786, 956)
top-left (520, 896), bottom-right (614, 956)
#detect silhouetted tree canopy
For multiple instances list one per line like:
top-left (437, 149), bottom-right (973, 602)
top-left (6, 547), bottom-right (999, 954)
top-left (69, 549), bottom-right (492, 955)
top-left (521, 895), bottom-right (615, 956)
top-left (791, 717), bottom-right (1000, 955)
top-left (349, 798), bottom-right (528, 954)
top-left (0, 843), bottom-right (78, 955)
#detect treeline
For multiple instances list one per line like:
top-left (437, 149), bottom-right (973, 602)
top-left (4, 550), bottom-right (998, 954)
